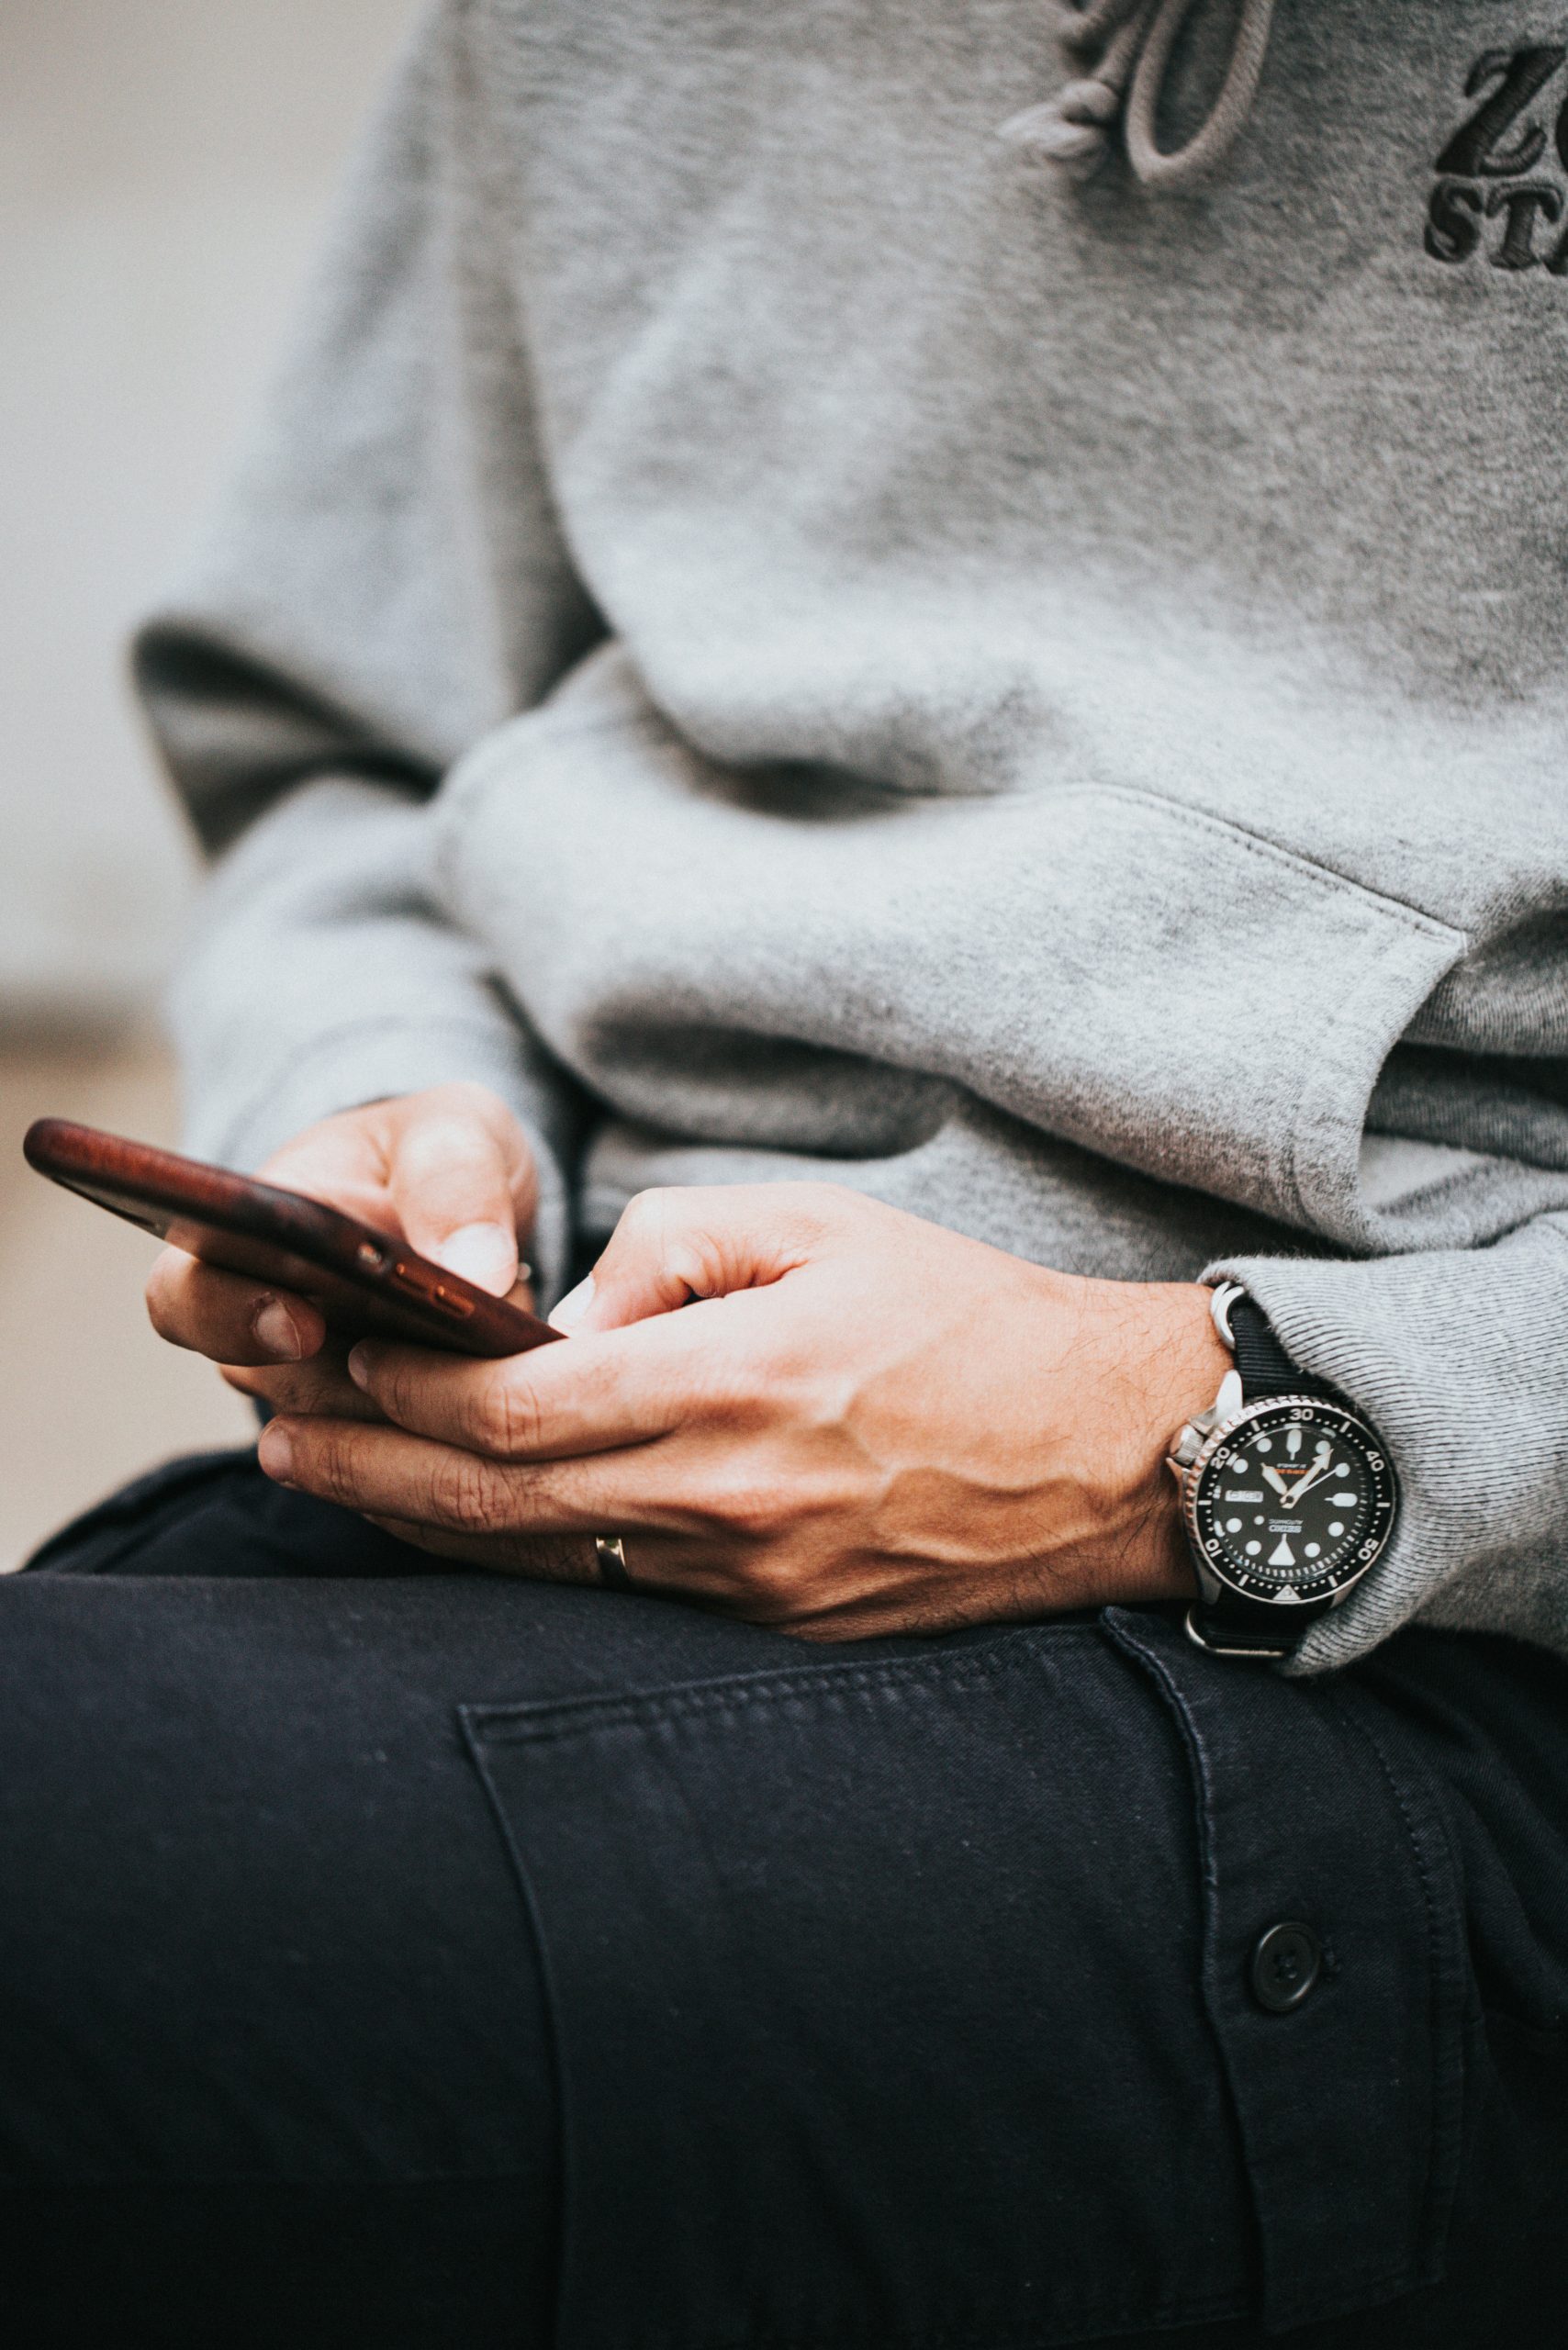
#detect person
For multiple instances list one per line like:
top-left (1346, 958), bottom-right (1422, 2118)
top-left (5, 2), bottom-right (1568, 2342)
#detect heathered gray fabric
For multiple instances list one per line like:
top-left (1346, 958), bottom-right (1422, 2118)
top-left (137, 1), bottom-right (1568, 1673)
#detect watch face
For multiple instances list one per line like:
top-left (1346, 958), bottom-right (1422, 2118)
top-left (1188, 1398), bottom-right (1398, 1607)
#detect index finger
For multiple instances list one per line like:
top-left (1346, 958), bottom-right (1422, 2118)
top-left (146, 1245), bottom-right (328, 1366)
top-left (347, 1294), bottom-right (733, 1460)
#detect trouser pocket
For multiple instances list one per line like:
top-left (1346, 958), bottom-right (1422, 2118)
top-left (463, 1624), bottom-right (1259, 2350)
top-left (465, 1611), bottom-right (1468, 2349)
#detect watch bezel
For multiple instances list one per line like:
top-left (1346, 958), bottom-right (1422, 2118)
top-left (1183, 1393), bottom-right (1399, 1609)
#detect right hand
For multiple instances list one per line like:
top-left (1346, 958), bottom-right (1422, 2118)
top-left (145, 1083), bottom-right (539, 1423)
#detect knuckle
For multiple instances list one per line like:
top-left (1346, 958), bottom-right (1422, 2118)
top-left (733, 1549), bottom-right (811, 1623)
top-left (621, 1184), bottom-right (704, 1242)
top-left (627, 1183), bottom-right (671, 1213)
top-left (435, 1451), bottom-right (505, 1533)
top-left (800, 1368), bottom-right (860, 1438)
top-left (612, 1188), bottom-right (722, 1302)
top-left (618, 1186), bottom-right (671, 1242)
top-left (397, 1112), bottom-right (487, 1177)
top-left (376, 1356), bottom-right (423, 1426)
top-left (476, 1374), bottom-right (545, 1460)
top-left (706, 1468), bottom-right (790, 1543)
top-left (306, 1433), bottom-right (357, 1504)
top-left (523, 1531), bottom-right (597, 1585)
top-left (694, 1348), bottom-right (775, 1425)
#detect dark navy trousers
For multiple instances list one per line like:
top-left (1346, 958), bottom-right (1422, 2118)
top-left (3, 1448), bottom-right (1566, 2348)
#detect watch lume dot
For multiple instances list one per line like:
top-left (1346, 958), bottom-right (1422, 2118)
top-left (1226, 1516), bottom-right (1242, 1532)
top-left (1305, 1542), bottom-right (1321, 1558)
top-left (1245, 1542), bottom-right (1261, 1556)
top-left (1328, 1521), bottom-right (1345, 1538)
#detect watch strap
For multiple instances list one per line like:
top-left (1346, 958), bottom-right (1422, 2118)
top-left (1187, 1291), bottom-right (1332, 1659)
top-left (1226, 1294), bottom-right (1332, 1404)
top-left (1184, 1599), bottom-right (1303, 1659)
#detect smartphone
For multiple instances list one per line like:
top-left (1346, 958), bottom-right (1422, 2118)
top-left (23, 1117), bottom-right (562, 1359)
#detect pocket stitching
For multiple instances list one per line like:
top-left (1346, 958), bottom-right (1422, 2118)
top-left (462, 1629), bottom-right (1091, 1750)
top-left (1047, 784), bottom-right (1466, 946)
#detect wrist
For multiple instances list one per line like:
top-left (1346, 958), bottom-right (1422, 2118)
top-left (1076, 1279), bottom-right (1234, 1604)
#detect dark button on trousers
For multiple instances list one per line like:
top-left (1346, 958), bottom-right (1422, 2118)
top-left (2, 1449), bottom-right (1566, 2349)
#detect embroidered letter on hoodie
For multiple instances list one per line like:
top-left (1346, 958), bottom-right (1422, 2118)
top-left (1427, 40), bottom-right (1568, 271)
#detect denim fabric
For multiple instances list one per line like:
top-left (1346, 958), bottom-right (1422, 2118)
top-left (2, 1449), bottom-right (1565, 2348)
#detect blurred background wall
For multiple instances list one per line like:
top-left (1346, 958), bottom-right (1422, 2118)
top-left (1, 0), bottom-right (417, 1565)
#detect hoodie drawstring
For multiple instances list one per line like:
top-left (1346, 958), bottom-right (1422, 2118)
top-left (1000, 0), bottom-right (1277, 193)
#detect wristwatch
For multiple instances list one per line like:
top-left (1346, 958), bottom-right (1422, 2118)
top-left (1167, 1284), bottom-right (1399, 1660)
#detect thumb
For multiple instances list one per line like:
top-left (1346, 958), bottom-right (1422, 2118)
top-left (554, 1184), bottom-right (820, 1334)
top-left (387, 1098), bottom-right (536, 1297)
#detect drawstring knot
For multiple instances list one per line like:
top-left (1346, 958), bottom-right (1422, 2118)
top-left (999, 0), bottom-right (1277, 193)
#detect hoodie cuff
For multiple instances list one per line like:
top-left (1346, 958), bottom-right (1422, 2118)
top-left (1203, 1222), bottom-right (1568, 1677)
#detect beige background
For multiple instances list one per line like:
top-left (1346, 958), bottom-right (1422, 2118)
top-left (1, 0), bottom-right (416, 1566)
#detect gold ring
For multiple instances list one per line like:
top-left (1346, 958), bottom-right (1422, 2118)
top-left (594, 1535), bottom-right (634, 1591)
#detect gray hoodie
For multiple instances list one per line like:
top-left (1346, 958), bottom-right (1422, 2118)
top-left (137, 0), bottom-right (1568, 1672)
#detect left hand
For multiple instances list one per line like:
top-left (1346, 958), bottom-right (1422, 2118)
top-left (255, 1183), bottom-right (1230, 1640)
top-left (146, 1083), bottom-right (542, 1428)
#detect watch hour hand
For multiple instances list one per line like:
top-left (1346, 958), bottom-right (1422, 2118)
top-left (1261, 1465), bottom-right (1292, 1501)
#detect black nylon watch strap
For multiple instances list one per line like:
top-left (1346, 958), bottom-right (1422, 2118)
top-left (1184, 1603), bottom-right (1296, 1659)
top-left (1227, 1296), bottom-right (1330, 1404)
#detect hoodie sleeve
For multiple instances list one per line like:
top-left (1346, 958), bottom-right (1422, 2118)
top-left (132, 0), bottom-right (600, 1303)
top-left (1205, 1215), bottom-right (1568, 1674)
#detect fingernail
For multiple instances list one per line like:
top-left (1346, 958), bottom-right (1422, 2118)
top-left (434, 1222), bottom-right (516, 1296)
top-left (258, 1423), bottom-right (296, 1483)
top-left (346, 1343), bottom-right (372, 1391)
top-left (253, 1299), bottom-right (302, 1360)
top-left (549, 1273), bottom-right (595, 1333)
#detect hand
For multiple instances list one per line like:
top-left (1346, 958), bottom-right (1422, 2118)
top-left (254, 1183), bottom-right (1231, 1640)
top-left (144, 1083), bottom-right (539, 1425)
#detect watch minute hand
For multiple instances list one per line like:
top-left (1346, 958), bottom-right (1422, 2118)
top-left (1291, 1442), bottom-right (1336, 1502)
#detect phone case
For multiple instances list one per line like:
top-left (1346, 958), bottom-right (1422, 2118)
top-left (23, 1118), bottom-right (560, 1359)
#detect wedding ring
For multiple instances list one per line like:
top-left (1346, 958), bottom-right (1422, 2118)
top-left (594, 1534), bottom-right (635, 1591)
